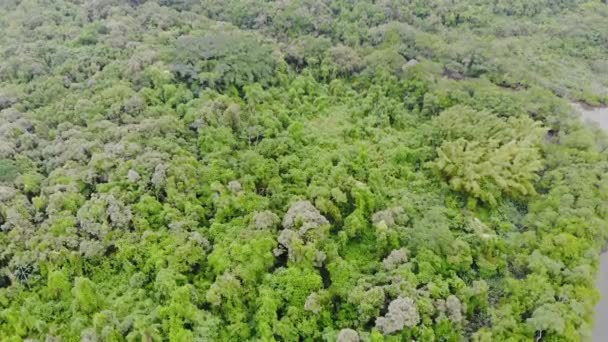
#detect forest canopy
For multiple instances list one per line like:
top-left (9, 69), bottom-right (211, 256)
top-left (1, 0), bottom-right (608, 341)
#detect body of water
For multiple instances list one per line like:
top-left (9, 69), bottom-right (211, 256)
top-left (573, 103), bottom-right (608, 130)
top-left (572, 103), bottom-right (608, 341)
top-left (594, 253), bottom-right (608, 341)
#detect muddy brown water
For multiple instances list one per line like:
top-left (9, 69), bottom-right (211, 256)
top-left (572, 103), bottom-right (608, 341)
top-left (574, 103), bottom-right (608, 130)
top-left (594, 253), bottom-right (608, 341)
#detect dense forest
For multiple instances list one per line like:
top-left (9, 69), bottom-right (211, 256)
top-left (1, 0), bottom-right (608, 341)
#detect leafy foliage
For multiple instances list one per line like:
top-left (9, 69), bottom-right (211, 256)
top-left (0, 0), bottom-right (607, 341)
